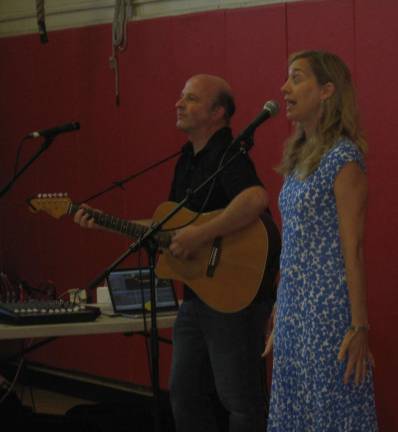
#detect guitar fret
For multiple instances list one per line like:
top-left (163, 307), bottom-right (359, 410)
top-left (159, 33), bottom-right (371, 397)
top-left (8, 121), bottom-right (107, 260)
top-left (69, 203), bottom-right (77, 215)
top-left (133, 224), bottom-right (142, 238)
top-left (121, 221), bottom-right (129, 235)
top-left (98, 212), bottom-right (106, 227)
top-left (126, 222), bottom-right (135, 237)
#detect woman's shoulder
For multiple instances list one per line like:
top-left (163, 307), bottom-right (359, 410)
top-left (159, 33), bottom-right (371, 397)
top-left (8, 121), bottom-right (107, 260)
top-left (320, 137), bottom-right (366, 177)
top-left (324, 137), bottom-right (364, 165)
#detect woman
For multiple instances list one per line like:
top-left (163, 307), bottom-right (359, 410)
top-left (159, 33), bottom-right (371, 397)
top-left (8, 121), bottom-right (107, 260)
top-left (265, 51), bottom-right (378, 431)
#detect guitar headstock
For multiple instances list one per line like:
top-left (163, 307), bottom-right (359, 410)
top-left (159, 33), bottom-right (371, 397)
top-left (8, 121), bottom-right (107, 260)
top-left (28, 193), bottom-right (72, 219)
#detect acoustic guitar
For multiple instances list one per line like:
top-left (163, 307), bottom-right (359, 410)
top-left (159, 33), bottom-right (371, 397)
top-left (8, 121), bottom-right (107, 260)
top-left (28, 194), bottom-right (268, 313)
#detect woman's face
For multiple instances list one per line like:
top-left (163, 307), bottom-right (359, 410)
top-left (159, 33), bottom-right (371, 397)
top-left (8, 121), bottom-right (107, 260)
top-left (281, 57), bottom-right (329, 133)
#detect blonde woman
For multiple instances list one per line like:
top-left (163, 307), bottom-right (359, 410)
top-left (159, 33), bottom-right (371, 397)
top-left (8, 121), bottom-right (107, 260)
top-left (265, 51), bottom-right (378, 431)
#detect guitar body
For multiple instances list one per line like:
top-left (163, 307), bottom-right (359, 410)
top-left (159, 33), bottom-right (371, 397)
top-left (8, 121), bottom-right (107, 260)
top-left (153, 202), bottom-right (268, 313)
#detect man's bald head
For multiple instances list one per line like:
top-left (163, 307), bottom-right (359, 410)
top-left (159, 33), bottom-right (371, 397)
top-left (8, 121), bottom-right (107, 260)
top-left (175, 74), bottom-right (235, 147)
top-left (188, 74), bottom-right (235, 123)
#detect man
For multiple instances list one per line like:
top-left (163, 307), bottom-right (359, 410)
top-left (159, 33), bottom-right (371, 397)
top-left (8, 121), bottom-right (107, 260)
top-left (75, 74), bottom-right (280, 431)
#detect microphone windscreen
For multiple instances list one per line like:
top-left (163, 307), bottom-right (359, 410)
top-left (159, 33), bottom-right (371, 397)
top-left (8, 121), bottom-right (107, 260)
top-left (263, 100), bottom-right (279, 117)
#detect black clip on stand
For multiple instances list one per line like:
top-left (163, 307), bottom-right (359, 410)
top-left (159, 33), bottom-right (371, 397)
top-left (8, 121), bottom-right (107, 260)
top-left (0, 135), bottom-right (56, 199)
top-left (87, 132), bottom-right (255, 432)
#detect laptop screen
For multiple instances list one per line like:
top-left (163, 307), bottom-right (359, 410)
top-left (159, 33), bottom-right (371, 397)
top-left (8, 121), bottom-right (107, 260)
top-left (106, 267), bottom-right (178, 315)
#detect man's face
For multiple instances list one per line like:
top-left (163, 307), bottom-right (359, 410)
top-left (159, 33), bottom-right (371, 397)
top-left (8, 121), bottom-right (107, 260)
top-left (175, 77), bottom-right (218, 134)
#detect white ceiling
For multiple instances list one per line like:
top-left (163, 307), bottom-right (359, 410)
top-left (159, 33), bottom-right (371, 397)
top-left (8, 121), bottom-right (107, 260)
top-left (0, 0), bottom-right (294, 38)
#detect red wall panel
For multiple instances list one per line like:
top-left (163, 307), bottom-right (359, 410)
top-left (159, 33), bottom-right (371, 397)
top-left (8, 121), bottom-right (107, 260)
top-left (286, 0), bottom-right (356, 71)
top-left (355, 1), bottom-right (398, 430)
top-left (1, 0), bottom-right (398, 429)
top-left (225, 4), bottom-right (288, 220)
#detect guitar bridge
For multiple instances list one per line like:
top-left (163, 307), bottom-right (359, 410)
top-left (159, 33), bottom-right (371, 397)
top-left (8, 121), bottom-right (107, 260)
top-left (206, 237), bottom-right (222, 277)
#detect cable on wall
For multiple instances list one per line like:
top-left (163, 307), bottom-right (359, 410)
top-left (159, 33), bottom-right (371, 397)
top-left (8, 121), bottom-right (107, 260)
top-left (109, 0), bottom-right (133, 106)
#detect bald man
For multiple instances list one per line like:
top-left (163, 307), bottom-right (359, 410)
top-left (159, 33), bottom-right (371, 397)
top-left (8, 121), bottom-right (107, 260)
top-left (74, 74), bottom-right (280, 431)
top-left (168, 74), bottom-right (280, 432)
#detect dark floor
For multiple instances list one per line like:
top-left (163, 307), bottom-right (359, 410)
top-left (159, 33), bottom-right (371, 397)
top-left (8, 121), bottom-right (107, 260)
top-left (16, 384), bottom-right (95, 415)
top-left (4, 384), bottom-right (177, 431)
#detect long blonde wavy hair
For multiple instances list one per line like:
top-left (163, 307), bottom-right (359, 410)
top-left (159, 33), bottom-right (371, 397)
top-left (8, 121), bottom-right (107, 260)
top-left (277, 50), bottom-right (367, 179)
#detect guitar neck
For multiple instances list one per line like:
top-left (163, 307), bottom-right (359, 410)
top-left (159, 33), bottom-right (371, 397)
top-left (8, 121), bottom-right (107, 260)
top-left (68, 203), bottom-right (171, 247)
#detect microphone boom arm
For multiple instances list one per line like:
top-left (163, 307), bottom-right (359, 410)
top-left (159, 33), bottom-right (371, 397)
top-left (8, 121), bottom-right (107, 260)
top-left (0, 135), bottom-right (55, 199)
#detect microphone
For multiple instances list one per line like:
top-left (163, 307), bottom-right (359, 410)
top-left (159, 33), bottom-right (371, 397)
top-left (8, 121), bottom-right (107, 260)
top-left (28, 122), bottom-right (80, 138)
top-left (235, 100), bottom-right (279, 142)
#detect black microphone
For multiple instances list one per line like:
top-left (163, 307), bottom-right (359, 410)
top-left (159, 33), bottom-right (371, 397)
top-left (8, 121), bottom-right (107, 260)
top-left (28, 122), bottom-right (80, 138)
top-left (235, 100), bottom-right (279, 142)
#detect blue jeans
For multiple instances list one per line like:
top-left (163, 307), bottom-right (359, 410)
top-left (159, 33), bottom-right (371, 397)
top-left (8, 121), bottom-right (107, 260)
top-left (170, 297), bottom-right (270, 432)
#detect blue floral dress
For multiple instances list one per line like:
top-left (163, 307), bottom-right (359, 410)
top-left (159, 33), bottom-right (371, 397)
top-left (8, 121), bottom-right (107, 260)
top-left (267, 139), bottom-right (378, 431)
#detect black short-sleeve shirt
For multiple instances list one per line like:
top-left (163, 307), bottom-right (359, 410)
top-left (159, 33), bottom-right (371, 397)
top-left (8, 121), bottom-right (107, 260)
top-left (169, 127), bottom-right (264, 210)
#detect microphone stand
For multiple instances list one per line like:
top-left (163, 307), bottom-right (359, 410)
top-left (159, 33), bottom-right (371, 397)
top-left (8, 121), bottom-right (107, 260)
top-left (87, 133), bottom-right (255, 432)
top-left (77, 150), bottom-right (181, 205)
top-left (0, 135), bottom-right (56, 199)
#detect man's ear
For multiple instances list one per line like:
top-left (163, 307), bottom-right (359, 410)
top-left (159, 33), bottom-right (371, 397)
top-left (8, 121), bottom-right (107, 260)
top-left (211, 105), bottom-right (226, 122)
top-left (321, 82), bottom-right (335, 101)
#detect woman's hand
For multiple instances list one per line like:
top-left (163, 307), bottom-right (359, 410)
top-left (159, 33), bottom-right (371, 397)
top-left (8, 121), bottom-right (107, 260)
top-left (337, 327), bottom-right (375, 385)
